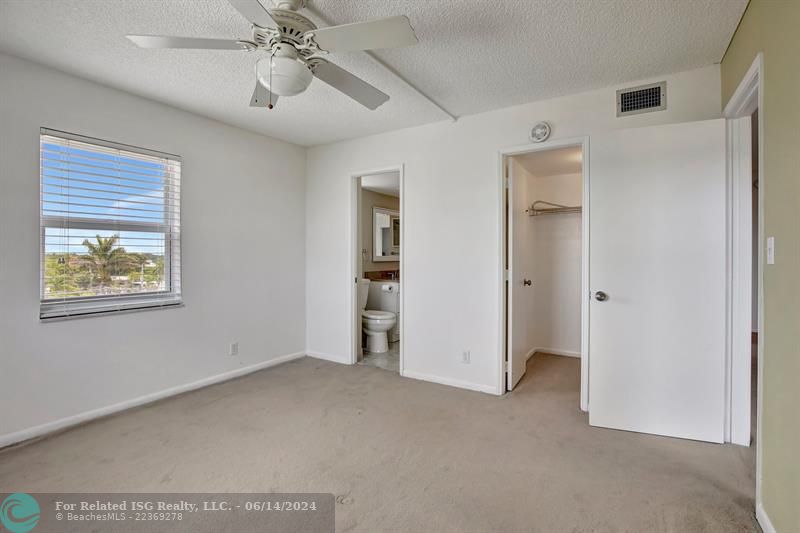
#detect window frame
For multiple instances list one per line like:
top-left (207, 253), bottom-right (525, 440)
top-left (39, 128), bottom-right (182, 320)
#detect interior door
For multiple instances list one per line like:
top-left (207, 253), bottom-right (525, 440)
top-left (507, 159), bottom-right (532, 390)
top-left (589, 119), bottom-right (727, 442)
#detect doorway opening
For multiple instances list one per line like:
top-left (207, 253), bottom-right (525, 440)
top-left (749, 108), bottom-right (759, 445)
top-left (723, 50), bottom-right (764, 527)
top-left (724, 53), bottom-right (763, 452)
top-left (501, 139), bottom-right (588, 408)
top-left (351, 168), bottom-right (403, 373)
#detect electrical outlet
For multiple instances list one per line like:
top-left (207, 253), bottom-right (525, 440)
top-left (462, 350), bottom-right (471, 364)
top-left (229, 342), bottom-right (239, 356)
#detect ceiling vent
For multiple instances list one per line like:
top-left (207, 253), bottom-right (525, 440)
top-left (616, 81), bottom-right (666, 117)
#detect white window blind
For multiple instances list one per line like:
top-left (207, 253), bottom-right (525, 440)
top-left (39, 128), bottom-right (182, 319)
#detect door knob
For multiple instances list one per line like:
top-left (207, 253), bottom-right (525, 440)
top-left (523, 279), bottom-right (532, 286)
top-left (594, 291), bottom-right (608, 302)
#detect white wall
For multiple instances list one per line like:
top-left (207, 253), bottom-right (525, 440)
top-left (0, 53), bottom-right (307, 443)
top-left (526, 173), bottom-right (582, 357)
top-left (306, 65), bottom-right (722, 394)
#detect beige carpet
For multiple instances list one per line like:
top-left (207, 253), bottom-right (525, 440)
top-left (0, 354), bottom-right (758, 532)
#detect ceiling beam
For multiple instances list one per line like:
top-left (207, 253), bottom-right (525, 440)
top-left (303, 6), bottom-right (458, 122)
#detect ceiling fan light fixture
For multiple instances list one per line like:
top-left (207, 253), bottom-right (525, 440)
top-left (128, 0), bottom-right (421, 110)
top-left (256, 54), bottom-right (312, 97)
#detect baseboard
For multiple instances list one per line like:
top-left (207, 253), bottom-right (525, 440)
top-left (756, 502), bottom-right (776, 533)
top-left (525, 348), bottom-right (537, 361)
top-left (306, 351), bottom-right (352, 365)
top-left (0, 351), bottom-right (306, 449)
top-left (401, 369), bottom-right (499, 395)
top-left (531, 347), bottom-right (581, 358)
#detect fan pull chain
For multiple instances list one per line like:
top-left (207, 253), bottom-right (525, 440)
top-left (268, 50), bottom-right (274, 109)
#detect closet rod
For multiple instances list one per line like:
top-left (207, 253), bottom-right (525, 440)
top-left (526, 200), bottom-right (582, 217)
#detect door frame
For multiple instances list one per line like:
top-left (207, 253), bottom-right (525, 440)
top-left (723, 52), bottom-right (764, 509)
top-left (497, 136), bottom-right (590, 410)
top-left (349, 164), bottom-right (405, 374)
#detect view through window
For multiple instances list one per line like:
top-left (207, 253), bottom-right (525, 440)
top-left (39, 129), bottom-right (181, 318)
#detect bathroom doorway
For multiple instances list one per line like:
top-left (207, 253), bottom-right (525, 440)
top-left (501, 140), bottom-right (588, 408)
top-left (350, 166), bottom-right (404, 373)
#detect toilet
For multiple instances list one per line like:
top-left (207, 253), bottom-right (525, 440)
top-left (359, 279), bottom-right (396, 353)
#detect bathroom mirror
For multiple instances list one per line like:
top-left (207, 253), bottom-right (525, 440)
top-left (373, 207), bottom-right (400, 262)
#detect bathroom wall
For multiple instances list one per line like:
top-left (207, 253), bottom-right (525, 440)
top-left (526, 173), bottom-right (583, 357)
top-left (361, 189), bottom-right (400, 274)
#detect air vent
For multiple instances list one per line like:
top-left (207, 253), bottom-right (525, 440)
top-left (616, 81), bottom-right (666, 117)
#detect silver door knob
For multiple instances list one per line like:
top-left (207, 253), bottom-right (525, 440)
top-left (523, 279), bottom-right (532, 286)
top-left (595, 291), bottom-right (608, 302)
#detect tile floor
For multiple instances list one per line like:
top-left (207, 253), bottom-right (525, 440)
top-left (360, 341), bottom-right (399, 372)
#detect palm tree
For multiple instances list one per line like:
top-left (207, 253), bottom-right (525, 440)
top-left (81, 235), bottom-right (134, 283)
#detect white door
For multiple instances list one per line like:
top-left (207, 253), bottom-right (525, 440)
top-left (589, 119), bottom-right (727, 442)
top-left (507, 159), bottom-right (533, 390)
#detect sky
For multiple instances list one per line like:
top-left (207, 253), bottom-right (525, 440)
top-left (41, 141), bottom-right (178, 255)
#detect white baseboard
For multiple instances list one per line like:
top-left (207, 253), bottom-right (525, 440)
top-left (0, 351), bottom-right (306, 449)
top-left (401, 369), bottom-right (499, 395)
top-left (531, 347), bottom-right (581, 358)
top-left (756, 502), bottom-right (776, 533)
top-left (306, 351), bottom-right (352, 365)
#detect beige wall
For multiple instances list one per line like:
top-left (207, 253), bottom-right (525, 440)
top-left (721, 0), bottom-right (800, 530)
top-left (361, 189), bottom-right (399, 274)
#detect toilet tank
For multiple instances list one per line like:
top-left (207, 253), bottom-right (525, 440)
top-left (366, 281), bottom-right (400, 312)
top-left (358, 279), bottom-right (371, 310)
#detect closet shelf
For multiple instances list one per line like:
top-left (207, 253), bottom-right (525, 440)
top-left (526, 200), bottom-right (582, 217)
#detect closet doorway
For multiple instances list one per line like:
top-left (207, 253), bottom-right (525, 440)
top-left (501, 139), bottom-right (589, 409)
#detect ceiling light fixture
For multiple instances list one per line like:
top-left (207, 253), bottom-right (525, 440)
top-left (255, 45), bottom-right (312, 97)
top-left (127, 0), bottom-right (419, 110)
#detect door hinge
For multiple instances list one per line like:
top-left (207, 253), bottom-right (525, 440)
top-left (504, 269), bottom-right (510, 281)
top-left (505, 361), bottom-right (510, 371)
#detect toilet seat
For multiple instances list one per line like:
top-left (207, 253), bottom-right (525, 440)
top-left (362, 310), bottom-right (394, 320)
top-left (361, 310), bottom-right (396, 354)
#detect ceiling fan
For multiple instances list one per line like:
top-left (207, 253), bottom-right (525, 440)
top-left (126, 0), bottom-right (418, 110)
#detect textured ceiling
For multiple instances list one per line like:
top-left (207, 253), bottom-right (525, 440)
top-left (514, 146), bottom-right (583, 177)
top-left (0, 0), bottom-right (746, 146)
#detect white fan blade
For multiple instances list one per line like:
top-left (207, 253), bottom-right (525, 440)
top-left (311, 60), bottom-right (389, 110)
top-left (228, 0), bottom-right (276, 29)
top-left (127, 35), bottom-right (248, 50)
top-left (250, 82), bottom-right (279, 108)
top-left (308, 15), bottom-right (418, 53)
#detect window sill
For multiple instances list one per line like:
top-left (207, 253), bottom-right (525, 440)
top-left (40, 296), bottom-right (183, 322)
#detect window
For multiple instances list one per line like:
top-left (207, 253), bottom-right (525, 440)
top-left (39, 128), bottom-right (181, 319)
